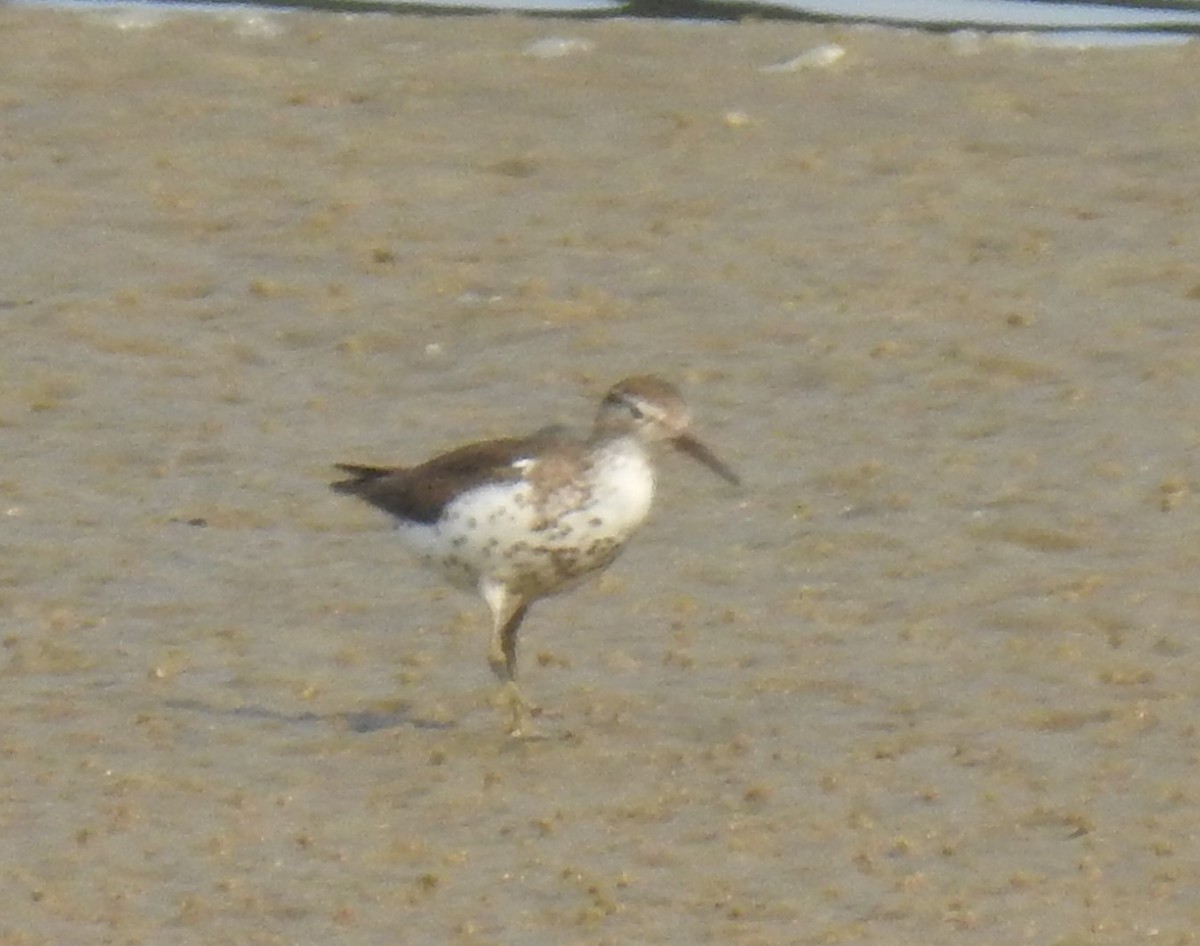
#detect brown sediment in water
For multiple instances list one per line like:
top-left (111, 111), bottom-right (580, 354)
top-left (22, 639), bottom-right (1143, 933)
top-left (3, 7), bottom-right (1200, 942)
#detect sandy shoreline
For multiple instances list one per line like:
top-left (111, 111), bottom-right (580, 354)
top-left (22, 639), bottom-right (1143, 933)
top-left (3, 7), bottom-right (1200, 943)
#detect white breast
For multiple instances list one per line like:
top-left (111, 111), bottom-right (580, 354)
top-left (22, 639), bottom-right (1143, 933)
top-left (581, 437), bottom-right (656, 537)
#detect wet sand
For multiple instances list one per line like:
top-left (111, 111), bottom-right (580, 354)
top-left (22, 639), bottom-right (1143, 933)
top-left (4, 6), bottom-right (1200, 942)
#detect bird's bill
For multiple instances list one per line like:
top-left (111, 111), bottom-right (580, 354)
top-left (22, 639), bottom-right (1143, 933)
top-left (673, 433), bottom-right (741, 486)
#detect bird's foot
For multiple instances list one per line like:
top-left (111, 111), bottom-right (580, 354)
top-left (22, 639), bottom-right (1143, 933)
top-left (498, 681), bottom-right (542, 737)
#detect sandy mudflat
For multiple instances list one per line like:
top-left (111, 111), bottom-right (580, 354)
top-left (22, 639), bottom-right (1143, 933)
top-left (3, 6), bottom-right (1200, 943)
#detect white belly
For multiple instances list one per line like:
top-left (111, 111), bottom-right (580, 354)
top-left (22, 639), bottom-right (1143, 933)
top-left (397, 440), bottom-right (656, 599)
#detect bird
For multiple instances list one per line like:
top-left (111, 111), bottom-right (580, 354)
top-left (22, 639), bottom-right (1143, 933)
top-left (330, 375), bottom-right (739, 734)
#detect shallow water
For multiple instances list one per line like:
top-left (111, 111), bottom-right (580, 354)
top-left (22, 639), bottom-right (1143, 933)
top-left (3, 8), bottom-right (1200, 943)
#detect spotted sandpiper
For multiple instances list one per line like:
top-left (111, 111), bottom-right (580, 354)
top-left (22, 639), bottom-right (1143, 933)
top-left (331, 375), bottom-right (739, 734)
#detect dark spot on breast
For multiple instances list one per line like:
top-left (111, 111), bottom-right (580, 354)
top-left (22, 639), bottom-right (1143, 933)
top-left (588, 538), bottom-right (617, 557)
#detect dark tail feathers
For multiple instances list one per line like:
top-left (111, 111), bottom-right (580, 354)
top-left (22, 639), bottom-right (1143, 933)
top-left (331, 463), bottom-right (393, 495)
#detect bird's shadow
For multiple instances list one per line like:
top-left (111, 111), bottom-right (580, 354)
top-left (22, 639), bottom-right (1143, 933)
top-left (165, 697), bottom-right (454, 733)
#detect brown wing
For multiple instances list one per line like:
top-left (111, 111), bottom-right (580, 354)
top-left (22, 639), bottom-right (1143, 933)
top-left (331, 438), bottom-right (539, 525)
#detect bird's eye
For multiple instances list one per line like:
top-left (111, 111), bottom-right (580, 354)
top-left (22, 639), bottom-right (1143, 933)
top-left (628, 403), bottom-right (644, 420)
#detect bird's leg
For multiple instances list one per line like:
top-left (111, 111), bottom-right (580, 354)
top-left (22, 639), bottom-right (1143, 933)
top-left (494, 602), bottom-right (527, 683)
top-left (497, 604), bottom-right (537, 735)
top-left (481, 581), bottom-right (538, 734)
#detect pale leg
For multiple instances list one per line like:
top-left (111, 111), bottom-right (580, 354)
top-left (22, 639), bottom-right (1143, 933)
top-left (481, 580), bottom-right (536, 734)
